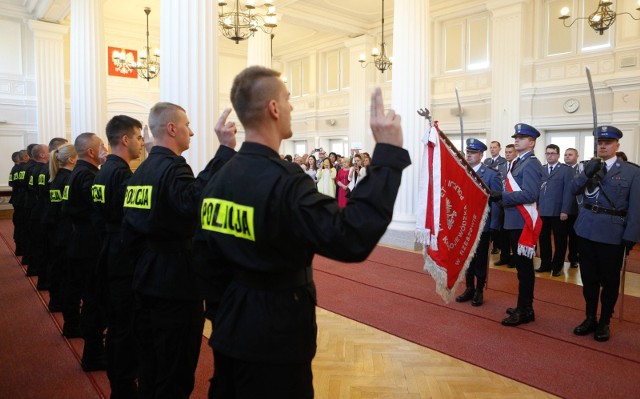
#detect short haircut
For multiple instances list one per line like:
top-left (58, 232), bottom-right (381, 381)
top-left (230, 66), bottom-right (282, 129)
top-left (505, 144), bottom-right (515, 149)
top-left (106, 115), bottom-right (143, 147)
top-left (48, 137), bottom-right (68, 152)
top-left (565, 147), bottom-right (578, 155)
top-left (148, 102), bottom-right (185, 139)
top-left (490, 141), bottom-right (501, 147)
top-left (27, 143), bottom-right (38, 158)
top-left (32, 144), bottom-right (49, 160)
top-left (11, 151), bottom-right (20, 162)
top-left (546, 144), bottom-right (560, 154)
top-left (19, 150), bottom-right (29, 161)
top-left (74, 132), bottom-right (98, 157)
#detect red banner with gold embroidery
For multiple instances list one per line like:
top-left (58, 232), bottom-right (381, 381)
top-left (416, 125), bottom-right (489, 303)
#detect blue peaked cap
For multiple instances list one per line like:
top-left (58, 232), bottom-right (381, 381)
top-left (465, 138), bottom-right (487, 152)
top-left (596, 125), bottom-right (623, 140)
top-left (512, 123), bottom-right (540, 138)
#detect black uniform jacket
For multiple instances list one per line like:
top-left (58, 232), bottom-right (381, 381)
top-left (61, 159), bottom-right (101, 259)
top-left (92, 154), bottom-right (132, 277)
top-left (43, 168), bottom-right (72, 248)
top-left (8, 164), bottom-right (20, 203)
top-left (30, 162), bottom-right (51, 223)
top-left (121, 145), bottom-right (236, 300)
top-left (196, 142), bottom-right (411, 364)
top-left (22, 159), bottom-right (41, 210)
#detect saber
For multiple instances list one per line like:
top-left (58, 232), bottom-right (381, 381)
top-left (619, 249), bottom-right (628, 322)
top-left (586, 66), bottom-right (597, 157)
top-left (455, 88), bottom-right (464, 152)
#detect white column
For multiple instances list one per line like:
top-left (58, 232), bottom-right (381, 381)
top-left (383, 0), bottom-right (430, 249)
top-left (488, 0), bottom-right (527, 144)
top-left (247, 32), bottom-right (272, 68)
top-left (70, 0), bottom-right (107, 141)
top-left (160, 0), bottom-right (218, 171)
top-left (346, 35), bottom-right (377, 153)
top-left (28, 20), bottom-right (68, 145)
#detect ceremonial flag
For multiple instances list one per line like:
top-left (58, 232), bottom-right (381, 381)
top-left (416, 123), bottom-right (489, 303)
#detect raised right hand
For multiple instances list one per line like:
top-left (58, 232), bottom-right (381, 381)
top-left (370, 88), bottom-right (403, 147)
top-left (215, 108), bottom-right (237, 149)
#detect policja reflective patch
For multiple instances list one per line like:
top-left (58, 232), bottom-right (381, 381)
top-left (50, 189), bottom-right (62, 202)
top-left (201, 198), bottom-right (255, 241)
top-left (62, 185), bottom-right (69, 200)
top-left (92, 184), bottom-right (106, 203)
top-left (38, 174), bottom-right (46, 185)
top-left (123, 185), bottom-right (152, 209)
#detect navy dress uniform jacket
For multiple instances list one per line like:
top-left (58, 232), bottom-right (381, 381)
top-left (196, 142), bottom-right (411, 364)
top-left (538, 163), bottom-right (574, 217)
top-left (572, 158), bottom-right (640, 245)
top-left (483, 155), bottom-right (507, 171)
top-left (501, 152), bottom-right (543, 229)
top-left (121, 145), bottom-right (236, 300)
top-left (476, 165), bottom-right (502, 231)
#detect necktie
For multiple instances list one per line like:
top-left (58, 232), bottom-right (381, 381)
top-left (603, 164), bottom-right (608, 175)
top-left (549, 165), bottom-right (553, 175)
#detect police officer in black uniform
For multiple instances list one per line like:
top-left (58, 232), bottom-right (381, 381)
top-left (30, 138), bottom-right (68, 290)
top-left (121, 103), bottom-right (237, 399)
top-left (572, 126), bottom-right (640, 342)
top-left (43, 143), bottom-right (77, 313)
top-left (196, 66), bottom-right (411, 399)
top-left (93, 115), bottom-right (143, 398)
top-left (61, 132), bottom-right (108, 369)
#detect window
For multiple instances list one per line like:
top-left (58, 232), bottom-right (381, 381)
top-left (546, 0), bottom-right (611, 57)
top-left (546, 130), bottom-right (595, 160)
top-left (325, 49), bottom-right (350, 92)
top-left (442, 14), bottom-right (490, 73)
top-left (288, 58), bottom-right (310, 98)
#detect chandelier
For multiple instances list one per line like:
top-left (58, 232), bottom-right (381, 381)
top-left (218, 0), bottom-right (278, 44)
top-left (559, 1), bottom-right (640, 35)
top-left (358, 0), bottom-right (392, 73)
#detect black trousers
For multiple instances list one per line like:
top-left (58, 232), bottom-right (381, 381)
top-left (466, 232), bottom-right (490, 289)
top-left (106, 276), bottom-right (138, 398)
top-left (134, 294), bottom-right (204, 399)
top-left (539, 216), bottom-right (568, 272)
top-left (507, 229), bottom-right (535, 309)
top-left (12, 205), bottom-right (26, 255)
top-left (497, 228), bottom-right (511, 262)
top-left (577, 237), bottom-right (625, 324)
top-left (209, 350), bottom-right (314, 399)
top-left (566, 214), bottom-right (579, 264)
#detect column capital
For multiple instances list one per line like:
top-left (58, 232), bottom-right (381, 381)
top-left (28, 20), bottom-right (69, 38)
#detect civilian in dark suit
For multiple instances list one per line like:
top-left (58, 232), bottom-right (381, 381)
top-left (536, 144), bottom-right (574, 277)
top-left (572, 126), bottom-right (640, 342)
top-left (484, 141), bottom-right (507, 255)
top-left (456, 139), bottom-right (502, 306)
top-left (494, 144), bottom-right (516, 266)
top-left (564, 148), bottom-right (582, 268)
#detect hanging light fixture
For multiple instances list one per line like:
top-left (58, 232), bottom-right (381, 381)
top-left (358, 0), bottom-right (392, 73)
top-left (131, 7), bottom-right (160, 81)
top-left (559, 0), bottom-right (640, 36)
top-left (218, 0), bottom-right (278, 44)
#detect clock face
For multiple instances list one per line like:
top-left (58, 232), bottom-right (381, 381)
top-left (564, 98), bottom-right (580, 113)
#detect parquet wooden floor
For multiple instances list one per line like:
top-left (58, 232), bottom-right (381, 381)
top-left (203, 248), bottom-right (640, 398)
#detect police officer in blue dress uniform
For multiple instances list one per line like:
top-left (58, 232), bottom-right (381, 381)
top-left (571, 126), bottom-right (640, 342)
top-left (456, 139), bottom-right (502, 306)
top-left (196, 66), bottom-right (410, 399)
top-left (536, 144), bottom-right (574, 277)
top-left (490, 123), bottom-right (544, 326)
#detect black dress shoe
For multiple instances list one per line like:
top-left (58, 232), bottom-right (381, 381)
top-left (502, 309), bottom-right (533, 326)
top-left (494, 259), bottom-right (509, 266)
top-left (594, 323), bottom-right (610, 342)
top-left (455, 288), bottom-right (475, 303)
top-left (506, 307), bottom-right (535, 321)
top-left (535, 267), bottom-right (551, 273)
top-left (551, 269), bottom-right (563, 277)
top-left (570, 262), bottom-right (579, 269)
top-left (573, 317), bottom-right (597, 336)
top-left (471, 290), bottom-right (483, 306)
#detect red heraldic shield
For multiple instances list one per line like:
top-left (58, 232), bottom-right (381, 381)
top-left (416, 124), bottom-right (489, 303)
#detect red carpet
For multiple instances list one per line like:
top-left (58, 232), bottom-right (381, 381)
top-left (313, 246), bottom-right (640, 399)
top-left (0, 220), bottom-right (213, 399)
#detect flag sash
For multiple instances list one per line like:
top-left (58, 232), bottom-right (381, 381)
top-left (505, 170), bottom-right (542, 259)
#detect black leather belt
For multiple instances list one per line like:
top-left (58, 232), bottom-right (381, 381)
top-left (583, 203), bottom-right (627, 217)
top-left (234, 266), bottom-right (313, 290)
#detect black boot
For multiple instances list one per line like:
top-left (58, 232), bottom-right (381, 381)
top-left (455, 287), bottom-right (474, 303)
top-left (81, 338), bottom-right (107, 372)
top-left (573, 316), bottom-right (597, 336)
top-left (471, 289), bottom-right (483, 306)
